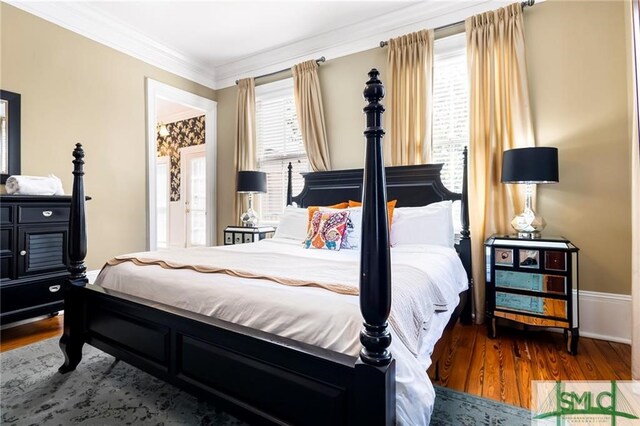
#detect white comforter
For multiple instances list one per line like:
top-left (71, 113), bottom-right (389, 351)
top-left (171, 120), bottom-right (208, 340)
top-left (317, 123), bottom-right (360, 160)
top-left (95, 238), bottom-right (468, 425)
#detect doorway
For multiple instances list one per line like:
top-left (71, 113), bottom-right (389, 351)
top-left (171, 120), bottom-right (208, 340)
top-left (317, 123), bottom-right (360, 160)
top-left (146, 79), bottom-right (217, 250)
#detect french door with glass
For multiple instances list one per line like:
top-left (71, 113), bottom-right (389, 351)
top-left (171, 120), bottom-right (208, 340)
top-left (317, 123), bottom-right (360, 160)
top-left (180, 145), bottom-right (206, 247)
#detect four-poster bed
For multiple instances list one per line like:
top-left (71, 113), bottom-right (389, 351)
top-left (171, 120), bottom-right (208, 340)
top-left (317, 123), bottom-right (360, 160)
top-left (58, 69), bottom-right (472, 425)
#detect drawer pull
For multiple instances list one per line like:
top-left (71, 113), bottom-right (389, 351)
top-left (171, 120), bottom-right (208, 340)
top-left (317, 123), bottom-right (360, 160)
top-left (42, 211), bottom-right (53, 217)
top-left (49, 285), bottom-right (61, 293)
top-left (20, 250), bottom-right (26, 256)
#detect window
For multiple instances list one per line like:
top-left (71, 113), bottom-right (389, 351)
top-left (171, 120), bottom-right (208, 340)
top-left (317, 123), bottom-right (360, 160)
top-left (432, 32), bottom-right (469, 230)
top-left (256, 79), bottom-right (310, 224)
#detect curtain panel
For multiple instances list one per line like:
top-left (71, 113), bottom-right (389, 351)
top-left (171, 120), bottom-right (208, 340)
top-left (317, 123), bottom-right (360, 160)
top-left (466, 3), bottom-right (535, 322)
top-left (233, 78), bottom-right (257, 225)
top-left (386, 29), bottom-right (434, 166)
top-left (292, 60), bottom-right (331, 171)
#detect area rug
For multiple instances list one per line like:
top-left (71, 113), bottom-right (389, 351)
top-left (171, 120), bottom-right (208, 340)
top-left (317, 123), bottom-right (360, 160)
top-left (431, 385), bottom-right (530, 425)
top-left (1, 338), bottom-right (530, 425)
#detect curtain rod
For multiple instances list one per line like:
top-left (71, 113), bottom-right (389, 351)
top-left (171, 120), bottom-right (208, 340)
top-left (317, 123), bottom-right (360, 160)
top-left (379, 0), bottom-right (535, 48)
top-left (235, 56), bottom-right (326, 85)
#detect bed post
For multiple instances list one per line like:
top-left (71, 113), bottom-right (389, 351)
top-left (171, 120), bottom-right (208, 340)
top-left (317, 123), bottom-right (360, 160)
top-left (59, 143), bottom-right (88, 373)
top-left (354, 69), bottom-right (395, 425)
top-left (459, 147), bottom-right (473, 325)
top-left (286, 162), bottom-right (293, 206)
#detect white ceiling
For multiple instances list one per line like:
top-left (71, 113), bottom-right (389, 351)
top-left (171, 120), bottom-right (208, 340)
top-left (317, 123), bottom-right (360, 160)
top-left (91, 1), bottom-right (415, 68)
top-left (10, 0), bottom-right (517, 89)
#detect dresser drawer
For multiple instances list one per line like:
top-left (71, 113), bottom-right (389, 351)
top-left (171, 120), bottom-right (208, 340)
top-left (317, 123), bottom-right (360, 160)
top-left (0, 228), bottom-right (12, 253)
top-left (0, 278), bottom-right (66, 314)
top-left (1, 205), bottom-right (13, 225)
top-left (18, 206), bottom-right (70, 224)
top-left (0, 257), bottom-right (12, 280)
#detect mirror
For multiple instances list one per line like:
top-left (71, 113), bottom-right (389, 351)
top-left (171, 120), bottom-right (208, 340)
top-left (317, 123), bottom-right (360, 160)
top-left (0, 90), bottom-right (21, 184)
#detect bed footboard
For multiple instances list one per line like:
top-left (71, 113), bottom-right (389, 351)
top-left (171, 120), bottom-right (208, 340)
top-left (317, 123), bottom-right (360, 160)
top-left (71, 285), bottom-right (384, 425)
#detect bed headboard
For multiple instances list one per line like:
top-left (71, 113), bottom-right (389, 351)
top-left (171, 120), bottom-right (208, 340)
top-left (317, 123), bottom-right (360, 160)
top-left (288, 162), bottom-right (462, 208)
top-left (286, 152), bottom-right (470, 236)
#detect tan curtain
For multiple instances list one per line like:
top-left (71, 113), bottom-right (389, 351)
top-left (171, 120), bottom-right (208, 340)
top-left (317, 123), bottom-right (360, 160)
top-left (233, 78), bottom-right (257, 225)
top-left (292, 60), bottom-right (331, 171)
top-left (466, 3), bottom-right (535, 322)
top-left (386, 29), bottom-right (434, 166)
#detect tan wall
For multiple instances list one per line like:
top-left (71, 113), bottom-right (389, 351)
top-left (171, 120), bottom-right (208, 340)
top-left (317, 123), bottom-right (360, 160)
top-left (215, 85), bottom-right (237, 244)
top-left (216, 0), bottom-right (633, 294)
top-left (0, 4), bottom-right (216, 269)
top-left (526, 0), bottom-right (632, 295)
top-left (319, 48), bottom-right (387, 170)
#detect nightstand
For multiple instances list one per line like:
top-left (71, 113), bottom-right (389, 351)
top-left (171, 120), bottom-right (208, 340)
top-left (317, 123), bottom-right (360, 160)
top-left (485, 234), bottom-right (580, 354)
top-left (224, 226), bottom-right (276, 245)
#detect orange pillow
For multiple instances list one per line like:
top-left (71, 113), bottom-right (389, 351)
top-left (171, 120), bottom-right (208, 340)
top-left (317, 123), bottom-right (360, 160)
top-left (307, 202), bottom-right (348, 223)
top-left (348, 199), bottom-right (397, 227)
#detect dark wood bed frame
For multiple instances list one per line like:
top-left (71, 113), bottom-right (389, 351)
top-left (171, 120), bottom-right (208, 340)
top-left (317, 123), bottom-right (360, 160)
top-left (58, 69), bottom-right (472, 426)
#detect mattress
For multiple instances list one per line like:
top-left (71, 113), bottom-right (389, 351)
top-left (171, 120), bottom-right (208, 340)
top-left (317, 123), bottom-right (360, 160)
top-left (95, 238), bottom-right (468, 425)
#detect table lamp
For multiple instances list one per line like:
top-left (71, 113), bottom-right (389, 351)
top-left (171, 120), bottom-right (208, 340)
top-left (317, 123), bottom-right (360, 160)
top-left (237, 171), bottom-right (267, 227)
top-left (501, 147), bottom-right (559, 238)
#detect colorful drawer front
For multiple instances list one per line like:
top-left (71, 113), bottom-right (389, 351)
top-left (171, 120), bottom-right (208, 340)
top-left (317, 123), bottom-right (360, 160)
top-left (495, 291), bottom-right (567, 319)
top-left (495, 270), bottom-right (566, 294)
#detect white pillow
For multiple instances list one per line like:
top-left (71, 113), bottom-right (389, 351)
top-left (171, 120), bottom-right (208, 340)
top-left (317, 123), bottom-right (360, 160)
top-left (390, 201), bottom-right (454, 248)
top-left (273, 206), bottom-right (308, 241)
top-left (320, 206), bottom-right (362, 249)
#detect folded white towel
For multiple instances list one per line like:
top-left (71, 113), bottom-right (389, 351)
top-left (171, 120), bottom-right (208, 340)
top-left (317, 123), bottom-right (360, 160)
top-left (5, 174), bottom-right (65, 196)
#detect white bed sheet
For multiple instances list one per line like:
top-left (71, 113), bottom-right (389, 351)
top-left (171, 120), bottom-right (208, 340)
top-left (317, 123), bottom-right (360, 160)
top-left (95, 238), bottom-right (468, 425)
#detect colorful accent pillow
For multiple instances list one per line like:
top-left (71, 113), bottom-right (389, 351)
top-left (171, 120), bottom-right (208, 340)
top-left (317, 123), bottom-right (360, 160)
top-left (320, 206), bottom-right (362, 249)
top-left (307, 202), bottom-right (348, 224)
top-left (348, 199), bottom-right (397, 228)
top-left (304, 210), bottom-right (350, 250)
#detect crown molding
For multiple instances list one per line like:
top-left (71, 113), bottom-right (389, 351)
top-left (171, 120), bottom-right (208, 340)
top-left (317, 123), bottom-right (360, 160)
top-left (8, 0), bottom-right (538, 91)
top-left (7, 1), bottom-right (218, 89)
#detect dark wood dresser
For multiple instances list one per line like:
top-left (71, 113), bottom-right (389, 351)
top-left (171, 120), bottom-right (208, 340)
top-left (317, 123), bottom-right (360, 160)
top-left (0, 195), bottom-right (75, 324)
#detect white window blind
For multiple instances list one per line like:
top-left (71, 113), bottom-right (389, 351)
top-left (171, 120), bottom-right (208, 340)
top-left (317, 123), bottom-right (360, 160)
top-left (256, 79), bottom-right (310, 224)
top-left (432, 33), bottom-right (469, 231)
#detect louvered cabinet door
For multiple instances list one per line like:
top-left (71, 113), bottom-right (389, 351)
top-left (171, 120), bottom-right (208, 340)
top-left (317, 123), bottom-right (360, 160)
top-left (17, 225), bottom-right (68, 277)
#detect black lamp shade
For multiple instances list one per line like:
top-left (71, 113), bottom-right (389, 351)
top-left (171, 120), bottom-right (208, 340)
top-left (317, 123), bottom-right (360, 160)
top-left (501, 147), bottom-right (559, 184)
top-left (237, 171), bottom-right (267, 193)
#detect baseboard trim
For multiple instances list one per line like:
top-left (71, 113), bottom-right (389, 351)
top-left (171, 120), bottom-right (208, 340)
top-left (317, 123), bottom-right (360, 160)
top-left (573, 289), bottom-right (632, 344)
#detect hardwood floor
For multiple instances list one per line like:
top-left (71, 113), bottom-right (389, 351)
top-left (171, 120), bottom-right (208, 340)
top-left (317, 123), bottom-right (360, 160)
top-left (429, 322), bottom-right (632, 409)
top-left (0, 315), bottom-right (632, 410)
top-left (0, 315), bottom-right (63, 352)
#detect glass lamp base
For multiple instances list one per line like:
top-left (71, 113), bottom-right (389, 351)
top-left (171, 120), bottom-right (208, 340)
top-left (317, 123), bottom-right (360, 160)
top-left (511, 208), bottom-right (546, 237)
top-left (240, 207), bottom-right (259, 227)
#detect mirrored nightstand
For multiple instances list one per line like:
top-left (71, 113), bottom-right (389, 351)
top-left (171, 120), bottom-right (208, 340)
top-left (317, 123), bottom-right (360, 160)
top-left (224, 226), bottom-right (276, 245)
top-left (485, 234), bottom-right (580, 354)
